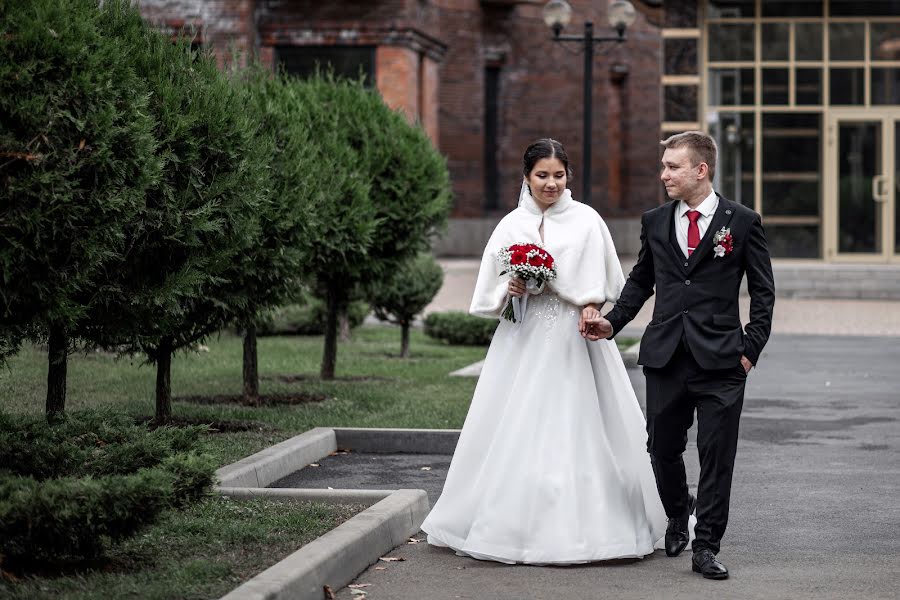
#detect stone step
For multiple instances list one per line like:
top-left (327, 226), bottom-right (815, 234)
top-left (762, 263), bottom-right (900, 299)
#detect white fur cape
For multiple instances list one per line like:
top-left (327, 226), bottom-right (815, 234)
top-left (470, 186), bottom-right (625, 319)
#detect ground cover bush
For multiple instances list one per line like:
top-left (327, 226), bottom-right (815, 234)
top-left (424, 311), bottom-right (499, 346)
top-left (0, 498), bottom-right (364, 600)
top-left (0, 410), bottom-right (215, 562)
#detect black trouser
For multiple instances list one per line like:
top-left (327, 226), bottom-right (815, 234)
top-left (643, 344), bottom-right (746, 554)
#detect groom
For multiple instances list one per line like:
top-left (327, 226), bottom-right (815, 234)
top-left (583, 131), bottom-right (774, 579)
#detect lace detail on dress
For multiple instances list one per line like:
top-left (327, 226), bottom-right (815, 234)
top-left (504, 292), bottom-right (579, 341)
top-left (528, 292), bottom-right (580, 341)
top-left (531, 294), bottom-right (560, 329)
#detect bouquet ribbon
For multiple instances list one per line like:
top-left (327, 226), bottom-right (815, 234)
top-left (511, 278), bottom-right (545, 325)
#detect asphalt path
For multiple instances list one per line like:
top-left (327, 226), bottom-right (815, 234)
top-left (275, 334), bottom-right (900, 600)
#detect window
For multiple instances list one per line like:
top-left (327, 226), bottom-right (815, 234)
top-left (276, 46), bottom-right (376, 85)
top-left (484, 66), bottom-right (501, 211)
top-left (703, 0), bottom-right (900, 259)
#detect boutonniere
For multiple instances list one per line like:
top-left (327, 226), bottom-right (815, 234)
top-left (712, 227), bottom-right (734, 258)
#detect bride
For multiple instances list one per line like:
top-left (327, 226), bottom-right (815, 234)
top-left (421, 139), bottom-right (669, 564)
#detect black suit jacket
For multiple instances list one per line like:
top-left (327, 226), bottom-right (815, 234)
top-left (606, 194), bottom-right (775, 370)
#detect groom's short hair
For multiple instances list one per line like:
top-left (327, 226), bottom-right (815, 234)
top-left (660, 131), bottom-right (717, 180)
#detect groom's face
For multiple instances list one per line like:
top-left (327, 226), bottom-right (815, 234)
top-left (660, 146), bottom-right (705, 201)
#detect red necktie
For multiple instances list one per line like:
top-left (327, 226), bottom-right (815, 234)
top-left (686, 210), bottom-right (701, 257)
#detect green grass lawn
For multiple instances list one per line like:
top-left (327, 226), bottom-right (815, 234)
top-left (0, 325), bottom-right (637, 599)
top-left (2, 498), bottom-right (365, 600)
top-left (0, 326), bottom-right (487, 465)
top-left (0, 326), bottom-right (636, 465)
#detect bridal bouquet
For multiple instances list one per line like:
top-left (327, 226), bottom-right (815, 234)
top-left (498, 243), bottom-right (557, 323)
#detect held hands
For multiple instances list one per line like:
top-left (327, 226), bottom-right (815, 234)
top-left (579, 305), bottom-right (613, 341)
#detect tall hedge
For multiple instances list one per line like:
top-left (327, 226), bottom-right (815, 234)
top-left (295, 74), bottom-right (451, 379)
top-left (0, 0), bottom-right (160, 418)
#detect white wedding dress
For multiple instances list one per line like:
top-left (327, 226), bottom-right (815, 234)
top-left (421, 186), bottom-right (672, 565)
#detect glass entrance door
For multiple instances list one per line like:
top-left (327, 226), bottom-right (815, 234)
top-left (894, 120), bottom-right (900, 261)
top-left (826, 112), bottom-right (898, 262)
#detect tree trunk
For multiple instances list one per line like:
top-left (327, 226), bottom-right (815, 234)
top-left (400, 321), bottom-right (410, 359)
top-left (45, 324), bottom-right (67, 421)
top-left (339, 309), bottom-right (352, 342)
top-left (243, 322), bottom-right (259, 404)
top-left (155, 336), bottom-right (173, 424)
top-left (321, 283), bottom-right (340, 380)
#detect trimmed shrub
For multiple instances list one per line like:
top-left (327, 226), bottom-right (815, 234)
top-left (424, 311), bottom-right (498, 346)
top-left (0, 468), bottom-right (176, 561)
top-left (162, 452), bottom-right (218, 507)
top-left (0, 410), bottom-right (215, 561)
top-left (0, 410), bottom-right (205, 479)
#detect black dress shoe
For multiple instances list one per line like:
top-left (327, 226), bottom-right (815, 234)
top-left (664, 494), bottom-right (696, 557)
top-left (692, 549), bottom-right (729, 580)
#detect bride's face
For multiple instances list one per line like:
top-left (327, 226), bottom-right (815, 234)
top-left (525, 157), bottom-right (567, 210)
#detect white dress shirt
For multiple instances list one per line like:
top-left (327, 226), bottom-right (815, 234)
top-left (674, 189), bottom-right (718, 259)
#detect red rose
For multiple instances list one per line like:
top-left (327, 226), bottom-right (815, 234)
top-left (544, 255), bottom-right (554, 269)
top-left (510, 251), bottom-right (527, 265)
top-left (528, 254), bottom-right (544, 267)
top-left (508, 244), bottom-right (523, 253)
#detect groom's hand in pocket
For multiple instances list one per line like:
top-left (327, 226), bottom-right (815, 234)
top-left (740, 355), bottom-right (753, 374)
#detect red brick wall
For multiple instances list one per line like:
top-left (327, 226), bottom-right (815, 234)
top-left (432, 0), bottom-right (664, 218)
top-left (421, 57), bottom-right (441, 145)
top-left (134, 0), bottom-right (666, 223)
top-left (377, 46), bottom-right (420, 123)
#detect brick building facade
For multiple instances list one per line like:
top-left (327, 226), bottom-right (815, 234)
top-left (134, 0), bottom-right (671, 255)
top-left (134, 1), bottom-right (900, 263)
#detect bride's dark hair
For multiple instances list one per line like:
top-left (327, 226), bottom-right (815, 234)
top-left (522, 138), bottom-right (573, 178)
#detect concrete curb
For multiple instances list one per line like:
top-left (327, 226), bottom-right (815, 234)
top-left (449, 359), bottom-right (484, 377)
top-left (218, 487), bottom-right (394, 506)
top-left (216, 426), bottom-right (336, 488)
top-left (219, 488), bottom-right (429, 600)
top-left (214, 427), bottom-right (462, 600)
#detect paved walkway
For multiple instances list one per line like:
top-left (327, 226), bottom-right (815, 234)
top-left (292, 258), bottom-right (900, 598)
top-left (285, 335), bottom-right (900, 599)
top-left (427, 258), bottom-right (900, 338)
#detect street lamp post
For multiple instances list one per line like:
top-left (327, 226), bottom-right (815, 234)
top-left (543, 0), bottom-right (636, 207)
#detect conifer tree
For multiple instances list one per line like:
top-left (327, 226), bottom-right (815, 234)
top-left (296, 75), bottom-right (451, 379)
top-left (88, 1), bottom-right (271, 422)
top-left (371, 253), bottom-right (444, 358)
top-left (0, 0), bottom-right (160, 418)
